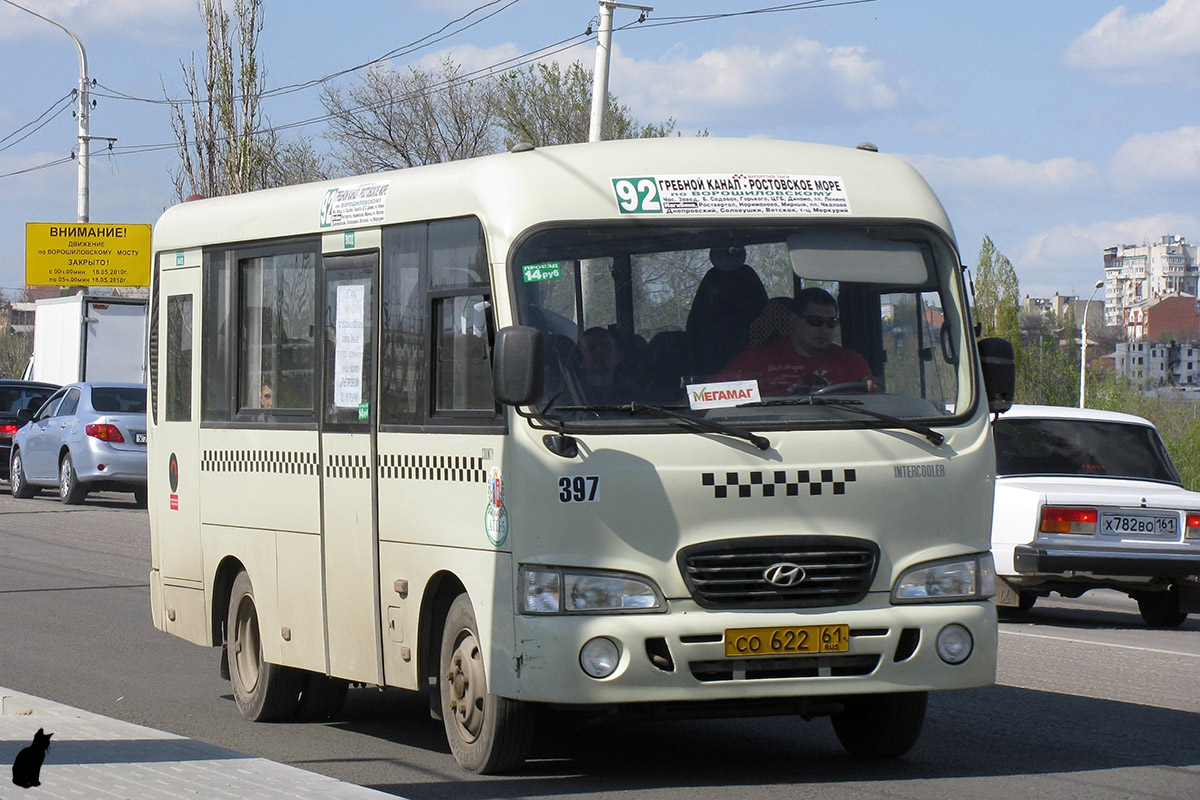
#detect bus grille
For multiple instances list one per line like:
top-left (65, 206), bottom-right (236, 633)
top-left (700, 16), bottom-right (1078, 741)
top-left (689, 654), bottom-right (881, 682)
top-left (678, 536), bottom-right (879, 609)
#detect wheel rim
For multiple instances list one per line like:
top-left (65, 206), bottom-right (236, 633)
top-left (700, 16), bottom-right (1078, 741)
top-left (445, 627), bottom-right (486, 741)
top-left (59, 459), bottom-right (71, 499)
top-left (232, 595), bottom-right (262, 693)
top-left (11, 456), bottom-right (21, 492)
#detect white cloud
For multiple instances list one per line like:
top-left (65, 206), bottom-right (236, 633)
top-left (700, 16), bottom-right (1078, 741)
top-left (903, 153), bottom-right (1100, 200)
top-left (610, 37), bottom-right (902, 131)
top-left (1064, 0), bottom-right (1200, 86)
top-left (1016, 213), bottom-right (1200, 296)
top-left (0, 0), bottom-right (204, 44)
top-left (1110, 126), bottom-right (1200, 186)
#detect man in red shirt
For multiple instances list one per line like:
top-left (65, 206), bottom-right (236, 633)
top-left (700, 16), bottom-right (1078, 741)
top-left (713, 287), bottom-right (874, 395)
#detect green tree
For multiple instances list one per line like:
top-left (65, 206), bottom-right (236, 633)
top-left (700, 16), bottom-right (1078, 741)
top-left (495, 60), bottom-right (676, 148)
top-left (972, 235), bottom-right (1020, 342)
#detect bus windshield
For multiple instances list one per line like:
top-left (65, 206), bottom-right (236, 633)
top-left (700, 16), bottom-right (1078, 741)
top-left (511, 223), bottom-right (970, 429)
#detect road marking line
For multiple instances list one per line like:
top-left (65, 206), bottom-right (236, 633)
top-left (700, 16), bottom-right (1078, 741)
top-left (1000, 628), bottom-right (1200, 658)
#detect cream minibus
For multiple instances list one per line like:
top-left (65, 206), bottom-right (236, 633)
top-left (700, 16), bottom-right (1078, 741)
top-left (147, 136), bottom-right (1015, 773)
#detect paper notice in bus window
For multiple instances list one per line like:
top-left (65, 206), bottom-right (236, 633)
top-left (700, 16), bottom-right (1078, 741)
top-left (334, 284), bottom-right (365, 408)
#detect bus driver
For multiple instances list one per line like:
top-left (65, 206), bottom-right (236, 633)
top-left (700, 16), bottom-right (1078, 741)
top-left (714, 287), bottom-right (875, 395)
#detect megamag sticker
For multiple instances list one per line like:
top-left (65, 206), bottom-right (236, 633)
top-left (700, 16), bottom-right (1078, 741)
top-left (686, 380), bottom-right (761, 410)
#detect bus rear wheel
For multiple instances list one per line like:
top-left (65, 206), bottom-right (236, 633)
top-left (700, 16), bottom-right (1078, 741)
top-left (439, 593), bottom-right (533, 773)
top-left (226, 570), bottom-right (302, 721)
top-left (831, 691), bottom-right (927, 758)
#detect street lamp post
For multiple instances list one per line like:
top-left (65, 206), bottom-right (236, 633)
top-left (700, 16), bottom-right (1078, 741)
top-left (3, 0), bottom-right (91, 222)
top-left (1079, 279), bottom-right (1104, 408)
top-left (588, 1), bottom-right (653, 142)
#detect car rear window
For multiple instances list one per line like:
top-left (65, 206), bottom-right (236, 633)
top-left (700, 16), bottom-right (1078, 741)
top-left (91, 387), bottom-right (147, 414)
top-left (994, 418), bottom-right (1180, 484)
top-left (0, 387), bottom-right (56, 414)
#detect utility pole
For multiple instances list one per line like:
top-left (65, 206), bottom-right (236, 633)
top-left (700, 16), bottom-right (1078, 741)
top-left (3, 0), bottom-right (113, 223)
top-left (588, 1), bottom-right (652, 143)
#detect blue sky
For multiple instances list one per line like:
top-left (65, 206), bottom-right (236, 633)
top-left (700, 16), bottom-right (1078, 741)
top-left (1, 0), bottom-right (1197, 301)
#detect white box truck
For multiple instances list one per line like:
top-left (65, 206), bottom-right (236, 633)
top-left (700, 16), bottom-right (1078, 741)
top-left (26, 293), bottom-right (147, 385)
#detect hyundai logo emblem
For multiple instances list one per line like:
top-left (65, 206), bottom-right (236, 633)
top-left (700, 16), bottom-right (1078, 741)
top-left (763, 562), bottom-right (806, 587)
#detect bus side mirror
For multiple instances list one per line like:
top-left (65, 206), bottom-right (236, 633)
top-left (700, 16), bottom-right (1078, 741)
top-left (493, 325), bottom-right (544, 406)
top-left (978, 337), bottom-right (1015, 414)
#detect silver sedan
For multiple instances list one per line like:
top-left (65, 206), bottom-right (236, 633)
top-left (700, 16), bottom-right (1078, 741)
top-left (9, 382), bottom-right (147, 506)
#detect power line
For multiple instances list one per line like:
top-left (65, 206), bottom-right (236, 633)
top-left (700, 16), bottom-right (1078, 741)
top-left (0, 91), bottom-right (74, 149)
top-left (2, 0), bottom-right (882, 178)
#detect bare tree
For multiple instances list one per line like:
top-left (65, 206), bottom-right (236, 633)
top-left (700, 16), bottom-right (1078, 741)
top-left (168, 0), bottom-right (327, 199)
top-left (320, 56), bottom-right (499, 174)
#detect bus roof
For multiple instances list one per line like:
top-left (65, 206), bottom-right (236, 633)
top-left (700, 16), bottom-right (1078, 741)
top-left (152, 137), bottom-right (955, 254)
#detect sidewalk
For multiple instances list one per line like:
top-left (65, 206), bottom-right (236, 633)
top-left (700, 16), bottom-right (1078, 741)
top-left (0, 687), bottom-right (399, 800)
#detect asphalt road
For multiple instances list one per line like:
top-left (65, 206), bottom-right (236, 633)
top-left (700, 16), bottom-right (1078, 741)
top-left (1, 491), bottom-right (1198, 799)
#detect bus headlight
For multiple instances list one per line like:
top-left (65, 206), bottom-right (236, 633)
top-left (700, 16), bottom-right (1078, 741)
top-left (520, 566), bottom-right (664, 614)
top-left (891, 553), bottom-right (996, 603)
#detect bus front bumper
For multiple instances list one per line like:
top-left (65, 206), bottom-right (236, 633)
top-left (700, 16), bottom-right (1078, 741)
top-left (504, 595), bottom-right (997, 705)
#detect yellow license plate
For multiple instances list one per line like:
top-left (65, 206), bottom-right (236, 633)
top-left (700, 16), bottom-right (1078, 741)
top-left (724, 624), bottom-right (850, 657)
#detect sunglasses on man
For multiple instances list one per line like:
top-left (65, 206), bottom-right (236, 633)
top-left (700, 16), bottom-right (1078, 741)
top-left (801, 314), bottom-right (839, 329)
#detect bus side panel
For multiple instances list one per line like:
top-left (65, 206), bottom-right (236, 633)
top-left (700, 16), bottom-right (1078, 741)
top-left (376, 432), bottom-right (510, 691)
top-left (202, 523), bottom-right (282, 664)
top-left (276, 530), bottom-right (327, 673)
top-left (199, 428), bottom-right (323, 670)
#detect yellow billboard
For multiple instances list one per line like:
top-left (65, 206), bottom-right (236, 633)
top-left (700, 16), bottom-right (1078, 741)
top-left (25, 222), bottom-right (152, 287)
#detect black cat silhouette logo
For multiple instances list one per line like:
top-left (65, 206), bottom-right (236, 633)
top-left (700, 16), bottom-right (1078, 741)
top-left (11, 727), bottom-right (52, 789)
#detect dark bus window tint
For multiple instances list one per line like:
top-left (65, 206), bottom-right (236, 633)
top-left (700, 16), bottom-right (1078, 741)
top-left (202, 251), bottom-right (234, 421)
top-left (167, 294), bottom-right (193, 421)
top-left (380, 223), bottom-right (428, 425)
top-left (429, 218), bottom-right (488, 290)
top-left (239, 251), bottom-right (316, 414)
top-left (433, 294), bottom-right (495, 413)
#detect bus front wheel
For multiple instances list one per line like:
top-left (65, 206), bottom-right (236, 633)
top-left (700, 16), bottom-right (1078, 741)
top-left (831, 691), bottom-right (927, 758)
top-left (438, 593), bottom-right (533, 773)
top-left (226, 570), bottom-right (302, 721)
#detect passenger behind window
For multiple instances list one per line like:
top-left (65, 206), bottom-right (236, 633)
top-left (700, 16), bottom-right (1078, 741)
top-left (686, 246), bottom-right (768, 376)
top-left (576, 327), bottom-right (634, 405)
top-left (714, 287), bottom-right (876, 395)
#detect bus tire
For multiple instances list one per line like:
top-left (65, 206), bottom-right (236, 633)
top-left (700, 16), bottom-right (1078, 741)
top-left (831, 691), bottom-right (927, 758)
top-left (226, 570), bottom-right (302, 722)
top-left (439, 593), bottom-right (533, 773)
top-left (10, 451), bottom-right (36, 498)
top-left (58, 453), bottom-right (87, 504)
top-left (295, 672), bottom-right (349, 721)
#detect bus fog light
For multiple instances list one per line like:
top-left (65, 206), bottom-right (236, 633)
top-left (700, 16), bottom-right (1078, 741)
top-left (936, 624), bottom-right (973, 664)
top-left (580, 637), bottom-right (620, 678)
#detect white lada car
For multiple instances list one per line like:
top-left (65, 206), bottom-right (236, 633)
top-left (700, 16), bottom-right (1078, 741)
top-left (991, 404), bottom-right (1200, 627)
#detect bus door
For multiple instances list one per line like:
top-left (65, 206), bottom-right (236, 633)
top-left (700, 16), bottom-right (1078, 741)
top-left (319, 253), bottom-right (382, 684)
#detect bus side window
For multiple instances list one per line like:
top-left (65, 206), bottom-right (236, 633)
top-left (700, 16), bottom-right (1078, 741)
top-left (434, 295), bottom-right (494, 413)
top-left (166, 294), bottom-right (193, 422)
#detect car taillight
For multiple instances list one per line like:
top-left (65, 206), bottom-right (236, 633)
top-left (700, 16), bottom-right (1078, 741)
top-left (86, 423), bottom-right (125, 443)
top-left (1186, 513), bottom-right (1200, 540)
top-left (0, 423), bottom-right (17, 437)
top-left (1040, 506), bottom-right (1097, 534)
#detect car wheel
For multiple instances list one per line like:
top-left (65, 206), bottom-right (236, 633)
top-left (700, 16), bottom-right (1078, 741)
top-left (10, 451), bottom-right (37, 499)
top-left (439, 593), bottom-right (533, 773)
top-left (58, 454), bottom-right (88, 505)
top-left (1136, 588), bottom-right (1188, 628)
top-left (226, 570), bottom-right (302, 721)
top-left (831, 691), bottom-right (927, 758)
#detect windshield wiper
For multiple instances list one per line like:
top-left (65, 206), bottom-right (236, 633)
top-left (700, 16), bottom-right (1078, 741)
top-left (557, 402), bottom-right (771, 451)
top-left (756, 396), bottom-right (944, 445)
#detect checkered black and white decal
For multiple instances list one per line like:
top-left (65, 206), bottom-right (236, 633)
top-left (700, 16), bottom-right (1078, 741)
top-left (701, 469), bottom-right (857, 498)
top-left (202, 449), bottom-right (319, 475)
